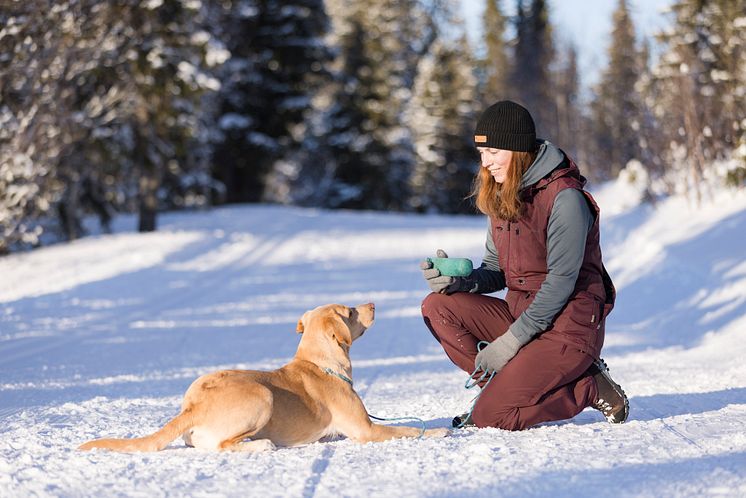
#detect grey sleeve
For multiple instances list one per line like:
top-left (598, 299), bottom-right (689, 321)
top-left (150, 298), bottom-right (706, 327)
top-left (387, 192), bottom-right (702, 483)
top-left (509, 189), bottom-right (595, 344)
top-left (459, 220), bottom-right (506, 294)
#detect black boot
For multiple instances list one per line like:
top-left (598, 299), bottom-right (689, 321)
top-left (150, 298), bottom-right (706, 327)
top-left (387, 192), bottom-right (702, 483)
top-left (587, 359), bottom-right (629, 424)
top-left (452, 412), bottom-right (475, 428)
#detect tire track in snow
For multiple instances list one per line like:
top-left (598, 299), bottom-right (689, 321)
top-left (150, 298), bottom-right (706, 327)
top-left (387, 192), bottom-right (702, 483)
top-left (0, 232), bottom-right (294, 412)
top-left (0, 233), bottom-right (288, 368)
top-left (0, 235), bottom-right (219, 367)
top-left (0, 228), bottom-right (311, 418)
top-left (0, 407), bottom-right (22, 420)
top-left (633, 398), bottom-right (705, 450)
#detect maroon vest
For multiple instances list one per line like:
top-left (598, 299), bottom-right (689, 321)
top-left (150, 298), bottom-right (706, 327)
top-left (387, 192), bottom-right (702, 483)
top-left (490, 160), bottom-right (616, 358)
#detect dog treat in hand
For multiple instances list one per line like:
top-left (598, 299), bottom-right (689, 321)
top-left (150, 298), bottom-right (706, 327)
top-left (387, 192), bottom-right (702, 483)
top-left (427, 257), bottom-right (473, 277)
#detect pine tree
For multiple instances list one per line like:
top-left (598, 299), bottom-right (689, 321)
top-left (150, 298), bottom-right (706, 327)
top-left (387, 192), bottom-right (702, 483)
top-left (300, 11), bottom-right (381, 208)
top-left (481, 0), bottom-right (511, 103)
top-left (407, 34), bottom-right (479, 213)
top-left (100, 0), bottom-right (218, 232)
top-left (590, 0), bottom-right (642, 179)
top-left (0, 0), bottom-right (65, 251)
top-left (653, 0), bottom-right (746, 197)
top-left (510, 0), bottom-right (530, 100)
top-left (289, 0), bottom-right (440, 211)
top-left (0, 0), bottom-right (221, 251)
top-left (635, 39), bottom-right (668, 188)
top-left (510, 0), bottom-right (557, 139)
top-left (553, 42), bottom-right (583, 166)
top-left (210, 0), bottom-right (332, 204)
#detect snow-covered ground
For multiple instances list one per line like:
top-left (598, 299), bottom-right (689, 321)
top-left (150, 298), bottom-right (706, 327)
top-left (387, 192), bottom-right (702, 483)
top-left (2, 182), bottom-right (746, 497)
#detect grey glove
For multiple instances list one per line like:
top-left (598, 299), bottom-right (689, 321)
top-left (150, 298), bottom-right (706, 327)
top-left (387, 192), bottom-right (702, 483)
top-left (420, 249), bottom-right (462, 294)
top-left (474, 330), bottom-right (524, 375)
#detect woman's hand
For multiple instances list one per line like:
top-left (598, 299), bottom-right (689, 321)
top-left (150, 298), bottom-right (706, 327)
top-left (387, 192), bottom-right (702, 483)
top-left (420, 249), bottom-right (461, 294)
top-left (474, 331), bottom-right (523, 374)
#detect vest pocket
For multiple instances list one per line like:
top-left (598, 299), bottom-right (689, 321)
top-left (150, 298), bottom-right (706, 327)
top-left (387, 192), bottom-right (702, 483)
top-left (566, 291), bottom-right (604, 328)
top-left (550, 291), bottom-right (604, 351)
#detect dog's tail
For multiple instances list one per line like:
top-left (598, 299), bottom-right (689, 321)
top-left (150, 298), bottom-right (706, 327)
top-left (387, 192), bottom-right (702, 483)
top-left (78, 407), bottom-right (194, 453)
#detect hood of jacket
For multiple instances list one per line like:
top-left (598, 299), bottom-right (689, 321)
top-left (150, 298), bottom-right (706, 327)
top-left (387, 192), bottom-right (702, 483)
top-left (519, 140), bottom-right (566, 190)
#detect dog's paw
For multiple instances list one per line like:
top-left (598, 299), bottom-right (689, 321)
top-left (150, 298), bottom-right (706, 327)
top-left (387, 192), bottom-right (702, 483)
top-left (423, 428), bottom-right (450, 438)
top-left (231, 438), bottom-right (276, 452)
top-left (249, 439), bottom-right (276, 452)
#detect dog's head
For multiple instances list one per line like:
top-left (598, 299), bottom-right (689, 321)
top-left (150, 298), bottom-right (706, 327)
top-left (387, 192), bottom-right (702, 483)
top-left (296, 303), bottom-right (375, 348)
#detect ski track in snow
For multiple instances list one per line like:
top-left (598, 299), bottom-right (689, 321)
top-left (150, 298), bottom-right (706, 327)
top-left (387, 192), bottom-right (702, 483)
top-left (2, 188), bottom-right (746, 497)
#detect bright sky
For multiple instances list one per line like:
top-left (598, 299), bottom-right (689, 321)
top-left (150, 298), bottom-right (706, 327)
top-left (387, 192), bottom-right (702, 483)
top-left (461, 0), bottom-right (674, 91)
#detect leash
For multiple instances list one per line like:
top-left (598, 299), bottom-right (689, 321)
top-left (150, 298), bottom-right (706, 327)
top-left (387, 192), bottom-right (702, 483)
top-left (367, 413), bottom-right (426, 439)
top-left (454, 341), bottom-right (496, 429)
top-left (320, 367), bottom-right (427, 438)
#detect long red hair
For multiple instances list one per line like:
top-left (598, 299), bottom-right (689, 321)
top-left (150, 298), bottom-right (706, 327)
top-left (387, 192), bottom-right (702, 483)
top-left (471, 150), bottom-right (537, 221)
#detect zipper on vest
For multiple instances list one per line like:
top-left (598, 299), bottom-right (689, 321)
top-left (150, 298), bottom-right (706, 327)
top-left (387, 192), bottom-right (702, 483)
top-left (505, 221), bottom-right (511, 278)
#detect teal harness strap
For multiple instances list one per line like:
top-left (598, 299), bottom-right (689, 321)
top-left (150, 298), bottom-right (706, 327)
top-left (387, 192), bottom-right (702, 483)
top-left (320, 367), bottom-right (427, 439)
top-left (455, 341), bottom-right (497, 429)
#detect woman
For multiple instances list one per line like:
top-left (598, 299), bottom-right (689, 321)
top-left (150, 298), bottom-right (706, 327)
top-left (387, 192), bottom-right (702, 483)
top-left (420, 100), bottom-right (628, 430)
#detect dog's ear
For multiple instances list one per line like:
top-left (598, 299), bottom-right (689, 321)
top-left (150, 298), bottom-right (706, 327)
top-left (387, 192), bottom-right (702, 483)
top-left (296, 311), bottom-right (308, 334)
top-left (322, 313), bottom-right (352, 347)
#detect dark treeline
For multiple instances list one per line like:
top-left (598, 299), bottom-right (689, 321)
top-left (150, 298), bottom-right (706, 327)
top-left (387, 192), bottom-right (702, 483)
top-left (0, 0), bottom-right (744, 253)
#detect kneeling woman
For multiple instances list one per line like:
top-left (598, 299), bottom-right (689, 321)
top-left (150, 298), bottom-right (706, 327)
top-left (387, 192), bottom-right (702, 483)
top-left (421, 100), bottom-right (628, 430)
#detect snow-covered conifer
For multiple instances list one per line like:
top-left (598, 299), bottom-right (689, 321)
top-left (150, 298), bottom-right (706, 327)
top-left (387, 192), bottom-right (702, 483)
top-left (653, 0), bottom-right (746, 198)
top-left (480, 0), bottom-right (511, 104)
top-left (210, 0), bottom-right (332, 204)
top-left (590, 0), bottom-right (644, 180)
top-left (509, 0), bottom-right (557, 139)
top-left (406, 34), bottom-right (479, 214)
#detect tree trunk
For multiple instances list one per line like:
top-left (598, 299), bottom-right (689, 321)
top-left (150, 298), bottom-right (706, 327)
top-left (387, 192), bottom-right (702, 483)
top-left (58, 178), bottom-right (83, 241)
top-left (134, 122), bottom-right (158, 232)
top-left (138, 171), bottom-right (159, 232)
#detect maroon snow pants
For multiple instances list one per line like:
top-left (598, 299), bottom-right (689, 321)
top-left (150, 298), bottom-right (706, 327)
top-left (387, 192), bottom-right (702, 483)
top-left (421, 292), bottom-right (598, 431)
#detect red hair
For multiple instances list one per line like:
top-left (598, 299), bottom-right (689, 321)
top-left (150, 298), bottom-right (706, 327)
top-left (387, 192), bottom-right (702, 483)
top-left (471, 150), bottom-right (537, 221)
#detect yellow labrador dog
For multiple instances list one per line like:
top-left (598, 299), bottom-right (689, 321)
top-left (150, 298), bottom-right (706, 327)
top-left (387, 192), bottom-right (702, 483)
top-left (79, 303), bottom-right (447, 452)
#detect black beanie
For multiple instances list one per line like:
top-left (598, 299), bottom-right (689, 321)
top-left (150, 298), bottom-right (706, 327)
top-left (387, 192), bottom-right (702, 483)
top-left (474, 100), bottom-right (536, 152)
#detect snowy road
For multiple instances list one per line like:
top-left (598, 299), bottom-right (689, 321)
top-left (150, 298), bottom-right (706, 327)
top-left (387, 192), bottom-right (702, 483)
top-left (2, 186), bottom-right (746, 497)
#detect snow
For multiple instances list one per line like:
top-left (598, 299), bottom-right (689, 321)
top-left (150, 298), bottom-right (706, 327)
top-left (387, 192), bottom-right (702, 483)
top-left (2, 181), bottom-right (746, 497)
top-left (218, 113), bottom-right (252, 130)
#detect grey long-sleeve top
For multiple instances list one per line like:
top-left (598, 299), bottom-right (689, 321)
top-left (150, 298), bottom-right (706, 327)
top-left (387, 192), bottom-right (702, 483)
top-left (461, 141), bottom-right (594, 344)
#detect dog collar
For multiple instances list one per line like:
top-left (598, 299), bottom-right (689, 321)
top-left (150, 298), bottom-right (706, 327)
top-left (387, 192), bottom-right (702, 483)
top-left (321, 367), bottom-right (353, 386)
